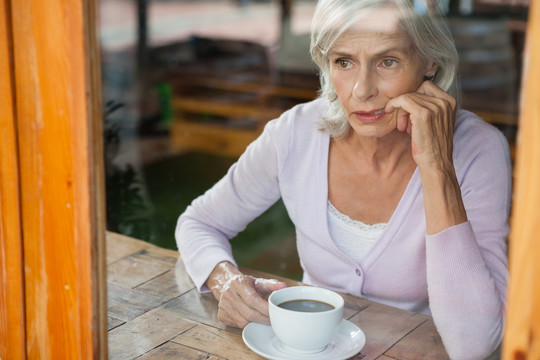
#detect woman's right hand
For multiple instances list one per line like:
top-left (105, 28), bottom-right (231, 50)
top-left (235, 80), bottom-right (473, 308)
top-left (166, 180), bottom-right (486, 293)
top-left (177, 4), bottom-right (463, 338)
top-left (206, 261), bottom-right (287, 329)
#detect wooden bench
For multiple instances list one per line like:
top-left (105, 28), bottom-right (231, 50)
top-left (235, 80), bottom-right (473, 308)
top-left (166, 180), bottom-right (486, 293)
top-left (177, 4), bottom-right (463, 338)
top-left (170, 71), bottom-right (319, 158)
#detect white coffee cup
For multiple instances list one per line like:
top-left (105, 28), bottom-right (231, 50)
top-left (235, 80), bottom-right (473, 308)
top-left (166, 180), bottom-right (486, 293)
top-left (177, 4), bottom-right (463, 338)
top-left (268, 286), bottom-right (344, 353)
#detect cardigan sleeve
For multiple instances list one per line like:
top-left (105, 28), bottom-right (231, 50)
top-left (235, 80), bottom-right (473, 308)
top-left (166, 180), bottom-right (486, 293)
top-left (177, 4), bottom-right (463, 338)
top-left (425, 115), bottom-right (511, 360)
top-left (175, 119), bottom-right (285, 292)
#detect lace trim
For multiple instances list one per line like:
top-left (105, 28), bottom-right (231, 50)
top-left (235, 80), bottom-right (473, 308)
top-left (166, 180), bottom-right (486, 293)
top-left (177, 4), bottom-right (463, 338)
top-left (328, 201), bottom-right (388, 232)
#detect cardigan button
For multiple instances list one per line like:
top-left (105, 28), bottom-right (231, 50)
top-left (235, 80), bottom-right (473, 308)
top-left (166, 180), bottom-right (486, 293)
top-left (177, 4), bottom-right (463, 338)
top-left (355, 269), bottom-right (362, 277)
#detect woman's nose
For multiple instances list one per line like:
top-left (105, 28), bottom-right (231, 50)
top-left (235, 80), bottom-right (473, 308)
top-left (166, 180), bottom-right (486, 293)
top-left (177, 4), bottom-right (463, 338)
top-left (352, 69), bottom-right (376, 101)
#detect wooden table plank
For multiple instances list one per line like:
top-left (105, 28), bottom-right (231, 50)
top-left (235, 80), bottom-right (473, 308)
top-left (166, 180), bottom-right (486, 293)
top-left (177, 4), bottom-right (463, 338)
top-left (107, 248), bottom-right (177, 288)
top-left (107, 282), bottom-right (171, 322)
top-left (348, 303), bottom-right (428, 360)
top-left (108, 304), bottom-right (197, 359)
top-left (172, 324), bottom-right (263, 359)
top-left (384, 320), bottom-right (449, 360)
top-left (145, 245), bottom-right (180, 259)
top-left (107, 316), bottom-right (125, 331)
top-left (106, 231), bottom-right (151, 265)
top-left (163, 289), bottom-right (231, 332)
top-left (134, 258), bottom-right (196, 300)
top-left (136, 341), bottom-right (226, 360)
top-left (341, 293), bottom-right (372, 320)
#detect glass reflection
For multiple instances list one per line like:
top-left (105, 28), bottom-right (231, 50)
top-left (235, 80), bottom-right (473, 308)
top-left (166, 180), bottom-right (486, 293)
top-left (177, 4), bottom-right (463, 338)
top-left (100, 0), bottom-right (526, 280)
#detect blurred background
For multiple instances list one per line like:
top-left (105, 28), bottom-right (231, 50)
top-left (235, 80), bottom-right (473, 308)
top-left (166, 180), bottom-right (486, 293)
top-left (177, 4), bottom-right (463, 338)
top-left (100, 0), bottom-right (529, 281)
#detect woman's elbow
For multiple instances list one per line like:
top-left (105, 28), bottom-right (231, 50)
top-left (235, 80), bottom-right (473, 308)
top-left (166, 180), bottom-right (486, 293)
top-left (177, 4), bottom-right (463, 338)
top-left (443, 320), bottom-right (503, 360)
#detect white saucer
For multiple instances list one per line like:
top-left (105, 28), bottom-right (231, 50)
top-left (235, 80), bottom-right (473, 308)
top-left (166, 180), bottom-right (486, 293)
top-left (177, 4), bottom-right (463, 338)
top-left (242, 320), bottom-right (365, 360)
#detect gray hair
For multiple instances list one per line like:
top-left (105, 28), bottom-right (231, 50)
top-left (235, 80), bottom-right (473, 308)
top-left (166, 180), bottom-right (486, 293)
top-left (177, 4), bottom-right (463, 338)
top-left (310, 0), bottom-right (460, 137)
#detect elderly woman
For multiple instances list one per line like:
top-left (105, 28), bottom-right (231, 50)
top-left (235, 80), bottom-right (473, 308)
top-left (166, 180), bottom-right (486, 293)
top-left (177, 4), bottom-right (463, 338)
top-left (175, 0), bottom-right (511, 358)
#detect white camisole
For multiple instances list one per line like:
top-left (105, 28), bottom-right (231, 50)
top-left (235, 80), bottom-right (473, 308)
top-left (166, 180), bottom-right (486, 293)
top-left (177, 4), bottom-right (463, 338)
top-left (328, 201), bottom-right (388, 263)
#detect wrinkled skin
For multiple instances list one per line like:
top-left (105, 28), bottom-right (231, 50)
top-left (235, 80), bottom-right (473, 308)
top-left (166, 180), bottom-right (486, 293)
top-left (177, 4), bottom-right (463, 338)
top-left (206, 261), bottom-right (287, 328)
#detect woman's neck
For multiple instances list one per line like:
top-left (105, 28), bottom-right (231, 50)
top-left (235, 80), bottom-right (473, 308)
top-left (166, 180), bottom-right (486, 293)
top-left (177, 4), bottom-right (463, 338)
top-left (333, 129), bottom-right (413, 175)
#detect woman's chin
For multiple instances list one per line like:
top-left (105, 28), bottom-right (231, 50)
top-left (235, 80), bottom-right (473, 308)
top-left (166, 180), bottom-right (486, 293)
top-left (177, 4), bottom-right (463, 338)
top-left (349, 122), bottom-right (397, 139)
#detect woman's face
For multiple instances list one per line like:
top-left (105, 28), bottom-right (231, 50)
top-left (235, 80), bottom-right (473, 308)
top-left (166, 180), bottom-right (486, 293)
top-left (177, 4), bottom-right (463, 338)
top-left (329, 7), bottom-right (437, 138)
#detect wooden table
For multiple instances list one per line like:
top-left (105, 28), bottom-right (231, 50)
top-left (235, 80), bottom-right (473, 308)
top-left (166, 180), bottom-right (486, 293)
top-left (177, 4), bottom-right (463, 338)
top-left (106, 231), bottom-right (449, 359)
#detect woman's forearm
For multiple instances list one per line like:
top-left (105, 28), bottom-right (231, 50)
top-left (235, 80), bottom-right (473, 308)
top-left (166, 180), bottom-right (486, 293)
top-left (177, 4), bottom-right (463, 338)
top-left (419, 163), bottom-right (468, 235)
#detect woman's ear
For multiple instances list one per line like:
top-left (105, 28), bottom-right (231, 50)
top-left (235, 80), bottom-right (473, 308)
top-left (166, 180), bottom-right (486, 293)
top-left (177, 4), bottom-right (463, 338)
top-left (424, 62), bottom-right (439, 79)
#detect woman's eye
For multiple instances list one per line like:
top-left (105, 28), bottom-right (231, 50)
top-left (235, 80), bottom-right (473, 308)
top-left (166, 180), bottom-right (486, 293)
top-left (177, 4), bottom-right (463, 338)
top-left (381, 59), bottom-right (398, 68)
top-left (335, 59), bottom-right (351, 69)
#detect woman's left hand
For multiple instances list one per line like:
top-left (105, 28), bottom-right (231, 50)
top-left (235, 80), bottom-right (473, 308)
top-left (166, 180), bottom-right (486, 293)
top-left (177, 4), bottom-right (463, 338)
top-left (385, 81), bottom-right (466, 234)
top-left (385, 80), bottom-right (457, 171)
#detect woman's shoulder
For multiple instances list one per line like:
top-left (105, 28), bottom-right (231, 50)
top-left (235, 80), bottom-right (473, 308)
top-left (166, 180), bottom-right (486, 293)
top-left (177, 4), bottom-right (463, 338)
top-left (262, 98), bottom-right (329, 148)
top-left (266, 98), bottom-right (328, 133)
top-left (454, 109), bottom-right (509, 150)
top-left (453, 109), bottom-right (511, 170)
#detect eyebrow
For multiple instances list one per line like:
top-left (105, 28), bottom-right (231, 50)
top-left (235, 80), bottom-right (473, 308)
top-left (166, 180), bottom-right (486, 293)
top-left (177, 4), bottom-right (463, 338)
top-left (328, 50), bottom-right (354, 58)
top-left (373, 46), bottom-right (410, 57)
top-left (329, 46), bottom-right (409, 58)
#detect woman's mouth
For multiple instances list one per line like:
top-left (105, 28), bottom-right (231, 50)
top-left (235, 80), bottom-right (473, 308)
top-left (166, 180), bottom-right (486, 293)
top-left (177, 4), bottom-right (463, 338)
top-left (353, 108), bottom-right (386, 123)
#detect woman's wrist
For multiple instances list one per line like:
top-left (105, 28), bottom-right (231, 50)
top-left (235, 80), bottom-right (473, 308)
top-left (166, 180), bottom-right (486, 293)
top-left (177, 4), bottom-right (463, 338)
top-left (206, 261), bottom-right (241, 298)
top-left (419, 163), bottom-right (468, 235)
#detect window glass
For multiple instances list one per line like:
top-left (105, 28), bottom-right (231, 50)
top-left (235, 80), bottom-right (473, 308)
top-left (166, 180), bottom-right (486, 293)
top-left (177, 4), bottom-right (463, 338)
top-left (100, 0), bottom-right (526, 280)
top-left (100, 0), bottom-right (318, 280)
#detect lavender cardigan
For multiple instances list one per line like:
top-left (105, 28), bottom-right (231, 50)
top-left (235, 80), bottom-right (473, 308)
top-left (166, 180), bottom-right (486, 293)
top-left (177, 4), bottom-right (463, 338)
top-left (176, 99), bottom-right (511, 359)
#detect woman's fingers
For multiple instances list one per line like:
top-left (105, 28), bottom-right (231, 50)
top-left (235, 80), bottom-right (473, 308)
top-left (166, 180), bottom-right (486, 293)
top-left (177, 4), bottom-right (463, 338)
top-left (395, 107), bottom-right (410, 132)
top-left (216, 275), bottom-right (287, 328)
top-left (218, 276), bottom-right (265, 327)
top-left (386, 81), bottom-right (456, 118)
top-left (385, 81), bottom-right (457, 167)
top-left (417, 80), bottom-right (457, 109)
top-left (218, 290), bottom-right (266, 327)
top-left (386, 92), bottom-right (449, 123)
top-left (206, 262), bottom-right (288, 329)
top-left (254, 278), bottom-right (288, 298)
top-left (406, 119), bottom-right (412, 134)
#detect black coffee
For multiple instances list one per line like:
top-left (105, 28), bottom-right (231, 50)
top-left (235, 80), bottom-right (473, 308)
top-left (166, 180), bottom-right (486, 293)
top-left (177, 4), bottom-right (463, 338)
top-left (278, 299), bottom-right (335, 312)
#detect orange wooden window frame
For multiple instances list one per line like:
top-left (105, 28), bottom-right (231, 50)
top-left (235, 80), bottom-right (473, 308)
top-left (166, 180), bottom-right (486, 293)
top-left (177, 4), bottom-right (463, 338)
top-left (503, 0), bottom-right (540, 358)
top-left (0, 0), bottom-right (25, 358)
top-left (0, 0), bottom-right (107, 358)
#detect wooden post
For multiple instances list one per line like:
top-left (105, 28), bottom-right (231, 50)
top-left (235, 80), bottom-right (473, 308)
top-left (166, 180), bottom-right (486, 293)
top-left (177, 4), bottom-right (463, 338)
top-left (503, 0), bottom-right (540, 359)
top-left (0, 0), bottom-right (26, 358)
top-left (0, 0), bottom-right (107, 358)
